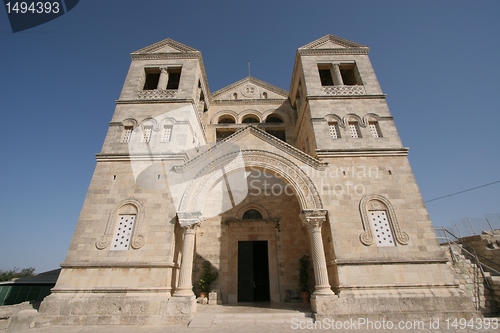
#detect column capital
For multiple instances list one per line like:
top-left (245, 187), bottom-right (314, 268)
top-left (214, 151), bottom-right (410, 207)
top-left (300, 209), bottom-right (328, 228)
top-left (177, 211), bottom-right (202, 228)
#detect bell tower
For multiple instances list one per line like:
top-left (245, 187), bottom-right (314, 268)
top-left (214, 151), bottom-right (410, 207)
top-left (40, 39), bottom-right (210, 325)
top-left (290, 34), bottom-right (405, 157)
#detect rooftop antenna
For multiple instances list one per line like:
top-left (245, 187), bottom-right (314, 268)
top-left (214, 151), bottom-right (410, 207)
top-left (248, 60), bottom-right (251, 77)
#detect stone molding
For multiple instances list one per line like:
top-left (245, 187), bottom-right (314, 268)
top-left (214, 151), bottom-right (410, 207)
top-left (342, 113), bottom-right (364, 127)
top-left (211, 76), bottom-right (288, 100)
top-left (211, 99), bottom-right (286, 106)
top-left (177, 211), bottom-right (202, 229)
top-left (327, 258), bottom-right (448, 266)
top-left (235, 203), bottom-right (270, 220)
top-left (300, 209), bottom-right (328, 228)
top-left (299, 49), bottom-right (369, 56)
top-left (177, 148), bottom-right (324, 215)
top-left (322, 114), bottom-right (344, 127)
top-left (95, 198), bottom-right (145, 250)
top-left (359, 194), bottom-right (409, 246)
top-left (316, 148), bottom-right (409, 157)
top-left (177, 126), bottom-right (327, 171)
top-left (60, 261), bottom-right (178, 268)
top-left (298, 34), bottom-right (368, 50)
top-left (132, 38), bottom-right (199, 54)
top-left (51, 287), bottom-right (172, 294)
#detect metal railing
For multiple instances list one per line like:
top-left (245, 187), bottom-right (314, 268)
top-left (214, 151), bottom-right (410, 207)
top-left (435, 227), bottom-right (500, 287)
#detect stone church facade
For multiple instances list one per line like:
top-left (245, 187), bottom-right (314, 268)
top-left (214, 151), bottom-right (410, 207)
top-left (40, 35), bottom-right (475, 324)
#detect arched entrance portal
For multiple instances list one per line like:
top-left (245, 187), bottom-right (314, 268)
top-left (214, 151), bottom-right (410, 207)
top-left (173, 149), bottom-right (334, 302)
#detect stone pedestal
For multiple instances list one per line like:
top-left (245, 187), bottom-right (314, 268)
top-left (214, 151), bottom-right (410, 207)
top-left (164, 296), bottom-right (196, 325)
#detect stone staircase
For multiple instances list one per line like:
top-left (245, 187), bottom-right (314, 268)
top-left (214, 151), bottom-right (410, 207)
top-left (445, 245), bottom-right (500, 315)
top-left (188, 303), bottom-right (313, 328)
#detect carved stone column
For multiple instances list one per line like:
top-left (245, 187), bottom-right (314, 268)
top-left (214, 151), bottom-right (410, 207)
top-left (301, 210), bottom-right (334, 295)
top-left (332, 64), bottom-right (344, 86)
top-left (157, 67), bottom-right (169, 90)
top-left (173, 212), bottom-right (201, 297)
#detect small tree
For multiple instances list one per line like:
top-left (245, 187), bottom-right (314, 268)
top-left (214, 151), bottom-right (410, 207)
top-left (199, 261), bottom-right (218, 293)
top-left (299, 255), bottom-right (310, 293)
top-left (0, 267), bottom-right (35, 282)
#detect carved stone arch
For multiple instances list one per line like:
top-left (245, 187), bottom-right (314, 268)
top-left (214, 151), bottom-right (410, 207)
top-left (359, 194), bottom-right (409, 246)
top-left (362, 113), bottom-right (380, 127)
top-left (138, 117), bottom-right (159, 132)
top-left (236, 203), bottom-right (270, 220)
top-left (122, 118), bottom-right (138, 128)
top-left (342, 113), bottom-right (363, 127)
top-left (96, 198), bottom-right (146, 250)
top-left (210, 110), bottom-right (239, 124)
top-left (324, 114), bottom-right (344, 127)
top-left (262, 109), bottom-right (290, 123)
top-left (159, 117), bottom-right (176, 126)
top-left (178, 150), bottom-right (323, 217)
top-left (239, 109), bottom-right (262, 123)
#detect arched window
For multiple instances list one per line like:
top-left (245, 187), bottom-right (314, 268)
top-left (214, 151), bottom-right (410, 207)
top-left (96, 199), bottom-right (145, 250)
top-left (242, 209), bottom-right (263, 220)
top-left (348, 121), bottom-right (360, 138)
top-left (359, 194), bottom-right (409, 247)
top-left (265, 115), bottom-right (283, 123)
top-left (218, 116), bottom-right (236, 124)
top-left (242, 116), bottom-right (260, 123)
top-left (368, 121), bottom-right (382, 138)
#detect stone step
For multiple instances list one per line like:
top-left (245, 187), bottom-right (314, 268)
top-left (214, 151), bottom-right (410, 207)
top-left (212, 311), bottom-right (313, 325)
top-left (189, 304), bottom-right (313, 328)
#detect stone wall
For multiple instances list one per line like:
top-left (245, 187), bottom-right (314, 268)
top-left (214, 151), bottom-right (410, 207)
top-left (444, 244), bottom-right (500, 315)
top-left (460, 230), bottom-right (500, 274)
top-left (0, 302), bottom-right (37, 332)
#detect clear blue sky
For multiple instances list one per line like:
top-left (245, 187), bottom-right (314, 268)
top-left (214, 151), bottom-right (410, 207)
top-left (0, 0), bottom-right (499, 273)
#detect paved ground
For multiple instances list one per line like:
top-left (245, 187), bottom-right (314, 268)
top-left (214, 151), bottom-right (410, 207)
top-left (13, 322), bottom-right (500, 333)
top-left (7, 302), bottom-right (500, 332)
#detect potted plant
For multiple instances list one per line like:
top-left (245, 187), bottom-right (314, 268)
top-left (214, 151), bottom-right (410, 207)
top-left (199, 261), bottom-right (218, 298)
top-left (299, 255), bottom-right (311, 303)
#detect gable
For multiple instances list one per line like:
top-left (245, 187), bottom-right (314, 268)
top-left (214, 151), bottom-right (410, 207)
top-left (180, 126), bottom-right (326, 173)
top-left (132, 38), bottom-right (199, 55)
top-left (299, 34), bottom-right (367, 50)
top-left (212, 76), bottom-right (288, 101)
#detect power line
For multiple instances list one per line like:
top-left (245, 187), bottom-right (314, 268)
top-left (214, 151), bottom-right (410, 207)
top-left (425, 180), bottom-right (500, 203)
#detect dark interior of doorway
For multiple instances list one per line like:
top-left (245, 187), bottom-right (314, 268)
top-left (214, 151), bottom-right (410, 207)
top-left (237, 240), bottom-right (270, 302)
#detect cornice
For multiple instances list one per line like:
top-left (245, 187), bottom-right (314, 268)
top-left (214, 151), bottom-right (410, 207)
top-left (298, 34), bottom-right (367, 50)
top-left (116, 98), bottom-right (196, 104)
top-left (316, 148), bottom-right (409, 158)
top-left (131, 38), bottom-right (199, 54)
top-left (131, 53), bottom-right (201, 60)
top-left (52, 288), bottom-right (173, 294)
top-left (306, 94), bottom-right (386, 101)
top-left (298, 49), bottom-right (369, 56)
top-left (95, 153), bottom-right (189, 163)
top-left (211, 98), bottom-right (287, 106)
top-left (327, 258), bottom-right (448, 266)
top-left (60, 261), bottom-right (177, 268)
